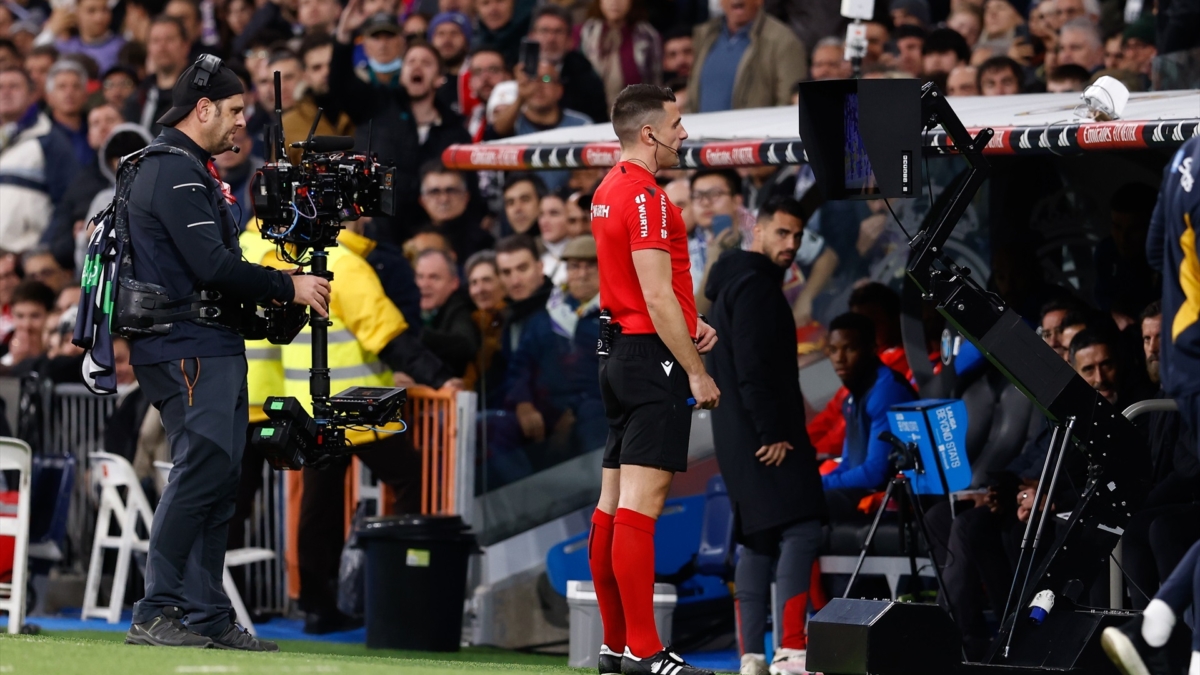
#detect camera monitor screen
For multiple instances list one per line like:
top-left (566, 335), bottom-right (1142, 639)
top-left (796, 78), bottom-right (921, 201)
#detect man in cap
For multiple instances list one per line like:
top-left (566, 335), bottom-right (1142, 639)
top-left (428, 11), bottom-right (471, 110)
top-left (123, 54), bottom-right (330, 650)
top-left (354, 12), bottom-right (405, 88)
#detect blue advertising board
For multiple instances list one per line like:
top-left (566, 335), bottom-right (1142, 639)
top-left (887, 399), bottom-right (972, 495)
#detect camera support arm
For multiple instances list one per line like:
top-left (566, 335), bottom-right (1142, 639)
top-left (904, 85), bottom-right (1151, 667)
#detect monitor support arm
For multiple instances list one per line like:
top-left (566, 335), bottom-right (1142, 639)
top-left (904, 84), bottom-right (1150, 667)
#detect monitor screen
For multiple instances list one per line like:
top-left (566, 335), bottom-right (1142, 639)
top-left (843, 93), bottom-right (880, 196)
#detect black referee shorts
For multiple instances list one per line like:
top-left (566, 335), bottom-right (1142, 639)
top-left (599, 334), bottom-right (694, 473)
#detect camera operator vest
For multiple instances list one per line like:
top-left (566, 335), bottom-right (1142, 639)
top-left (277, 245), bottom-right (398, 445)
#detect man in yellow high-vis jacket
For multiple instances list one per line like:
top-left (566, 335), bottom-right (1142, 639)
top-left (259, 223), bottom-right (458, 634)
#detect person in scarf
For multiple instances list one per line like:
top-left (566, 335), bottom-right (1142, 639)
top-left (577, 0), bottom-right (662, 109)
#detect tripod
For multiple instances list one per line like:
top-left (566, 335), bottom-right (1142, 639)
top-left (843, 434), bottom-right (955, 625)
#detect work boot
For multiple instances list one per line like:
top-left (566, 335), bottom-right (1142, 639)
top-left (1101, 616), bottom-right (1173, 675)
top-left (125, 606), bottom-right (213, 648)
top-left (212, 623), bottom-right (280, 651)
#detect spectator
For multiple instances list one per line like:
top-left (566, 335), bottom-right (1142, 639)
top-left (1055, 0), bottom-right (1099, 26)
top-left (265, 49), bottom-right (304, 114)
top-left (55, 0), bottom-right (126, 72)
top-left (947, 9), bottom-right (983, 48)
top-left (1046, 63), bottom-right (1089, 91)
top-left (1068, 327), bottom-right (1150, 407)
top-left (537, 190), bottom-right (573, 286)
top-left (661, 24), bottom-right (694, 79)
top-left (578, 0), bottom-right (662, 108)
top-left (1058, 17), bottom-right (1104, 71)
top-left (1037, 297), bottom-right (1087, 360)
top-left (21, 248), bottom-right (70, 294)
top-left (416, 248), bottom-right (482, 377)
top-left (282, 34), bottom-right (355, 165)
top-left (1094, 183), bottom-right (1159, 323)
top-left (474, 0), bottom-right (532, 67)
top-left (977, 0), bottom-right (1024, 56)
top-left (1057, 309), bottom-right (1091, 359)
top-left (863, 21), bottom-right (890, 67)
top-left (565, 190), bottom-right (592, 237)
top-left (298, 0), bottom-right (343, 35)
top-left (527, 5), bottom-right (609, 125)
top-left (332, 8), bottom-right (472, 244)
top-left (895, 24), bottom-right (927, 77)
top-left (922, 27), bottom-right (971, 77)
top-left (947, 64), bottom-right (980, 94)
top-left (45, 60), bottom-right (91, 166)
top-left (428, 12), bottom-right (471, 109)
top-left (688, 168), bottom-right (752, 297)
top-left (0, 67), bottom-right (78, 255)
top-left (663, 178), bottom-right (693, 233)
top-left (224, 0), bottom-right (255, 39)
top-left (489, 60), bottom-right (592, 191)
top-left (124, 16), bottom-right (190, 135)
top-left (465, 46), bottom-right (513, 141)
top-left (822, 312), bottom-right (916, 513)
top-left (403, 11), bottom-right (430, 40)
top-left (809, 37), bottom-right (851, 80)
top-left (212, 125), bottom-right (259, 229)
top-left (465, 250), bottom-right (505, 392)
top-left (1103, 30), bottom-right (1123, 71)
top-left (23, 45), bottom-right (56, 104)
top-left (0, 279), bottom-right (54, 367)
top-left (705, 193), bottom-right (827, 675)
top-left (418, 160), bottom-right (494, 262)
top-left (501, 172), bottom-right (546, 238)
top-left (491, 234), bottom-right (555, 402)
top-left (891, 0), bottom-right (931, 28)
top-left (41, 103), bottom-right (122, 265)
top-left (502, 235), bottom-right (604, 463)
top-left (83, 123), bottom-right (153, 230)
top-left (1029, 0), bottom-right (1057, 40)
top-left (163, 0), bottom-right (206, 58)
top-left (355, 13), bottom-right (405, 88)
top-left (1121, 15), bottom-right (1156, 77)
top-left (101, 65), bottom-right (138, 110)
top-left (0, 39), bottom-right (16, 70)
top-left (977, 55), bottom-right (1023, 94)
top-left (0, 252), bottom-right (21, 343)
top-left (687, 0), bottom-right (807, 113)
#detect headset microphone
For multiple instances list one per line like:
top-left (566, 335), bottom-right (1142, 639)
top-left (649, 133), bottom-right (678, 155)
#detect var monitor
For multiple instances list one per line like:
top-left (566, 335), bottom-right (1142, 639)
top-left (795, 78), bottom-right (922, 201)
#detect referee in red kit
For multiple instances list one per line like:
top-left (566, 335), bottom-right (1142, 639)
top-left (588, 84), bottom-right (720, 675)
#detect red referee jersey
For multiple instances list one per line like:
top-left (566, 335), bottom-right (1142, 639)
top-left (592, 161), bottom-right (697, 337)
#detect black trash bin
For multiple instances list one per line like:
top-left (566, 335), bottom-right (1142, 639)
top-left (356, 514), bottom-right (478, 651)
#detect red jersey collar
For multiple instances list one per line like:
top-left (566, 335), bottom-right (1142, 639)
top-left (617, 160), bottom-right (656, 181)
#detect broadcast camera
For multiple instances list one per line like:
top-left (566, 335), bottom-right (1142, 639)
top-left (248, 71), bottom-right (407, 472)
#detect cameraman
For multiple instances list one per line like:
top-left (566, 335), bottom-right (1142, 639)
top-left (124, 56), bottom-right (330, 651)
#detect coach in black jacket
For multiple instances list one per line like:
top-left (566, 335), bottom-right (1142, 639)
top-left (705, 196), bottom-right (826, 671)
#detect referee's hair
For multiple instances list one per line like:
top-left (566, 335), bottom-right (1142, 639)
top-left (829, 312), bottom-right (877, 350)
top-left (756, 195), bottom-right (805, 224)
top-left (611, 84), bottom-right (677, 147)
top-left (495, 233), bottom-right (539, 260)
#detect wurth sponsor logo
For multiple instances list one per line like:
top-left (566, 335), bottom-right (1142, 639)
top-left (592, 204), bottom-right (610, 218)
top-left (660, 193), bottom-right (668, 238)
top-left (635, 193), bottom-right (648, 237)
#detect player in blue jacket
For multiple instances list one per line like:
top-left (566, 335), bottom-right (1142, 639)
top-left (822, 312), bottom-right (917, 520)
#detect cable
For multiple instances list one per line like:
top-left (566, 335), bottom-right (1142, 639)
top-left (883, 198), bottom-right (913, 240)
top-left (922, 127), bottom-right (935, 212)
top-left (1110, 552), bottom-right (1151, 604)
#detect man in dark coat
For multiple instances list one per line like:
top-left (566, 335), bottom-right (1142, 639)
top-left (705, 197), bottom-right (826, 675)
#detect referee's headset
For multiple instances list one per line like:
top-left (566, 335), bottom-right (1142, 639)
top-left (189, 53), bottom-right (241, 154)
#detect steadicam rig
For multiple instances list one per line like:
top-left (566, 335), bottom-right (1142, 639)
top-left (248, 70), bottom-right (406, 471)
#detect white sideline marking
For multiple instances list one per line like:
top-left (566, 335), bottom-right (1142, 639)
top-left (175, 667), bottom-right (239, 673)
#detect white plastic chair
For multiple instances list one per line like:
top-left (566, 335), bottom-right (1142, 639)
top-left (0, 437), bottom-right (32, 633)
top-left (82, 452), bottom-right (153, 624)
top-left (154, 461), bottom-right (275, 636)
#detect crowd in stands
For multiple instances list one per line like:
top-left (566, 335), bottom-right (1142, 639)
top-left (0, 0), bottom-right (1197, 643)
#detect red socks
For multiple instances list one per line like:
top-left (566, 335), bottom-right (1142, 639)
top-left (613, 508), bottom-right (663, 658)
top-left (588, 509), bottom-right (626, 652)
top-left (781, 591), bottom-right (809, 650)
